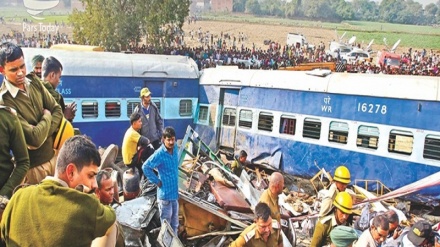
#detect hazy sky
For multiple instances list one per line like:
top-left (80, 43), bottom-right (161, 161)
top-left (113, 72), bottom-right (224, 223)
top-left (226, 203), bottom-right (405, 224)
top-left (369, 0), bottom-right (438, 6)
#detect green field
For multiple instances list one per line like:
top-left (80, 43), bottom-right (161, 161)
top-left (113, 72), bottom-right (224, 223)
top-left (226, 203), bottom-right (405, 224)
top-left (201, 13), bottom-right (440, 50)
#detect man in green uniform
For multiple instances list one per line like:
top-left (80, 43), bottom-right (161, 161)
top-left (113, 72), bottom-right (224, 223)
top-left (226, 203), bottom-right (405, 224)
top-left (229, 202), bottom-right (283, 247)
top-left (311, 191), bottom-right (353, 247)
top-left (0, 42), bottom-right (63, 184)
top-left (259, 172), bottom-right (284, 223)
top-left (0, 136), bottom-right (116, 246)
top-left (41, 56), bottom-right (77, 122)
top-left (0, 105), bottom-right (29, 198)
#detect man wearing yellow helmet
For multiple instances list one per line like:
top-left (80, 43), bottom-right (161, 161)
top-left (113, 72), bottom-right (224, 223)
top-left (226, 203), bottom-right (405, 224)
top-left (319, 165), bottom-right (351, 218)
top-left (311, 191), bottom-right (353, 247)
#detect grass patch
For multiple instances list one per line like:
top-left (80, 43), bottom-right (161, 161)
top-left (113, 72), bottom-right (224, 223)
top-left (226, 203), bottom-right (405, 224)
top-left (200, 13), bottom-right (440, 50)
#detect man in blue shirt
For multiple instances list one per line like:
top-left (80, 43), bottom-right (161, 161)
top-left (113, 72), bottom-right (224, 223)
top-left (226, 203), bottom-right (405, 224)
top-left (142, 126), bottom-right (179, 234)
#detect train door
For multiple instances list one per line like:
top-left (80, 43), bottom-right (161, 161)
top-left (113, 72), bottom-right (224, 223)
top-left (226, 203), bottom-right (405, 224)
top-left (217, 88), bottom-right (240, 151)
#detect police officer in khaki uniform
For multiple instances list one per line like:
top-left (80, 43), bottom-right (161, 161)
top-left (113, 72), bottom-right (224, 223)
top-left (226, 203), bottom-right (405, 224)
top-left (319, 165), bottom-right (351, 218)
top-left (259, 172), bottom-right (284, 223)
top-left (311, 191), bottom-right (353, 247)
top-left (229, 202), bottom-right (283, 247)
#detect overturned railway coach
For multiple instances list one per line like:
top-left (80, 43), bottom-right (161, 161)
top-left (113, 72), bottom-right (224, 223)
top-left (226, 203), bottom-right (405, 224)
top-left (0, 48), bottom-right (200, 148)
top-left (194, 67), bottom-right (440, 195)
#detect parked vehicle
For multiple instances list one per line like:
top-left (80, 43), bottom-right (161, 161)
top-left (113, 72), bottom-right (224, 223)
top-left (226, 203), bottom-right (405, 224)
top-left (341, 49), bottom-right (371, 64)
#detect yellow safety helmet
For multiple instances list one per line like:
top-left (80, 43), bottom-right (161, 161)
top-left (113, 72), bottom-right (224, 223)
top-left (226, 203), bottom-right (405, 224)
top-left (53, 117), bottom-right (74, 150)
top-left (333, 191), bottom-right (353, 214)
top-left (333, 165), bottom-right (351, 184)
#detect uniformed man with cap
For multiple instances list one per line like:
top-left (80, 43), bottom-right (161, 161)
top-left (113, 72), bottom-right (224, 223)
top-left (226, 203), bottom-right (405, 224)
top-left (259, 171), bottom-right (284, 223)
top-left (133, 87), bottom-right (163, 150)
top-left (229, 202), bottom-right (283, 247)
top-left (311, 191), bottom-right (353, 247)
top-left (319, 165), bottom-right (351, 218)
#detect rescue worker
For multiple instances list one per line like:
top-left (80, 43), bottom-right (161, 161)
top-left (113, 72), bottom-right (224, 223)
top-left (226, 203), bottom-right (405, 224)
top-left (311, 191), bottom-right (353, 247)
top-left (319, 165), bottom-right (351, 218)
top-left (229, 202), bottom-right (283, 247)
top-left (259, 172), bottom-right (284, 223)
top-left (230, 150), bottom-right (248, 176)
top-left (329, 225), bottom-right (359, 247)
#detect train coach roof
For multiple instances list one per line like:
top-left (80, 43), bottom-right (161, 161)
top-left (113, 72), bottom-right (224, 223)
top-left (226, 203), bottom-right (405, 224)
top-left (200, 67), bottom-right (440, 101)
top-left (22, 48), bottom-right (200, 78)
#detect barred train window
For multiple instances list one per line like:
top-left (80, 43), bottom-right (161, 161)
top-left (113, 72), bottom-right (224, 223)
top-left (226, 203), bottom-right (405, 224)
top-left (179, 100), bottom-right (192, 116)
top-left (258, 112), bottom-right (273, 132)
top-left (423, 135), bottom-right (440, 161)
top-left (198, 106), bottom-right (208, 122)
top-left (388, 130), bottom-right (413, 155)
top-left (357, 125), bottom-right (379, 149)
top-left (152, 99), bottom-right (161, 113)
top-left (239, 109), bottom-right (252, 129)
top-left (280, 115), bottom-right (296, 135)
top-left (329, 121), bottom-right (348, 144)
top-left (127, 100), bottom-right (140, 117)
top-left (303, 118), bottom-right (321, 140)
top-left (222, 108), bottom-right (236, 126)
top-left (105, 101), bottom-right (121, 118)
top-left (82, 101), bottom-right (98, 118)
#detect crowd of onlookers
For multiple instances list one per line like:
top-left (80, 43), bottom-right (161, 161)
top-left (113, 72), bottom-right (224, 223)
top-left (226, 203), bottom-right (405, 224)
top-left (1, 19), bottom-right (439, 76)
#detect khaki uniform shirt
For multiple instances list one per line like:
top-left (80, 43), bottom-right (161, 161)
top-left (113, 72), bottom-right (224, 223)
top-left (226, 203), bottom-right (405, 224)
top-left (229, 220), bottom-right (282, 247)
top-left (259, 189), bottom-right (281, 223)
top-left (319, 183), bottom-right (340, 218)
top-left (311, 214), bottom-right (339, 247)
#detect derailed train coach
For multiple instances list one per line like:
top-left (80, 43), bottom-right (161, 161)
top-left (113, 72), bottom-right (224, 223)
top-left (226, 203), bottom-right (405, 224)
top-left (0, 48), bottom-right (200, 148)
top-left (194, 67), bottom-right (440, 196)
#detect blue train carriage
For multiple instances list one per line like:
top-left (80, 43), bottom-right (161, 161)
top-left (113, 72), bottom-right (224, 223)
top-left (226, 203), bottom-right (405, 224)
top-left (194, 67), bottom-right (440, 195)
top-left (14, 48), bottom-right (200, 148)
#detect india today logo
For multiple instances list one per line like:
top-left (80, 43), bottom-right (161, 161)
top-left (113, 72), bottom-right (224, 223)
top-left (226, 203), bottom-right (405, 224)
top-left (23, 0), bottom-right (60, 20)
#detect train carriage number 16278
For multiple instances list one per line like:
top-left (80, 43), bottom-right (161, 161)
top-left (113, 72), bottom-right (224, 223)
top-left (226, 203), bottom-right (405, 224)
top-left (357, 103), bottom-right (387, 114)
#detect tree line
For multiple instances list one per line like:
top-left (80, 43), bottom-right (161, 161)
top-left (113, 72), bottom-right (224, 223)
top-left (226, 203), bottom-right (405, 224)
top-left (233, 0), bottom-right (440, 25)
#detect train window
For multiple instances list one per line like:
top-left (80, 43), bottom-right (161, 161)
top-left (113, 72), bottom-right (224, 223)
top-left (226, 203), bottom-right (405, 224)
top-left (258, 112), bottom-right (273, 132)
top-left (357, 125), bottom-right (379, 149)
top-left (388, 130), bottom-right (413, 155)
top-left (152, 99), bottom-right (161, 113)
top-left (82, 101), bottom-right (98, 118)
top-left (179, 100), bottom-right (192, 116)
top-left (222, 108), bottom-right (236, 126)
top-left (127, 100), bottom-right (140, 117)
top-left (303, 118), bottom-right (321, 140)
top-left (329, 121), bottom-right (348, 144)
top-left (423, 135), bottom-right (440, 161)
top-left (280, 116), bottom-right (296, 135)
top-left (238, 109), bottom-right (252, 129)
top-left (198, 106), bottom-right (209, 122)
top-left (105, 101), bottom-right (121, 118)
